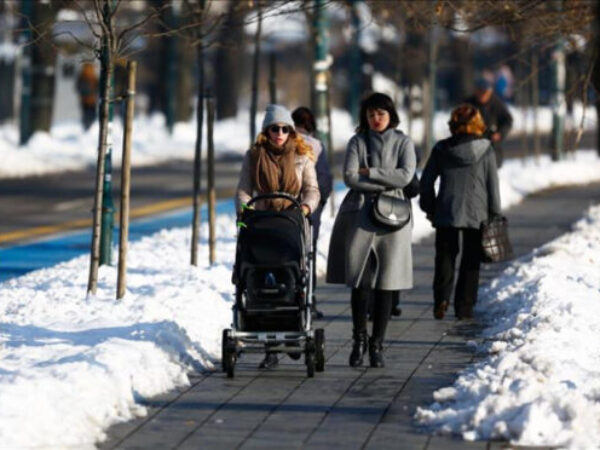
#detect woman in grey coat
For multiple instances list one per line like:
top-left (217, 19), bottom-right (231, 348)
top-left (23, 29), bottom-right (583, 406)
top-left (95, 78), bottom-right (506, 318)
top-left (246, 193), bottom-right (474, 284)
top-left (326, 93), bottom-right (416, 368)
top-left (419, 104), bottom-right (501, 320)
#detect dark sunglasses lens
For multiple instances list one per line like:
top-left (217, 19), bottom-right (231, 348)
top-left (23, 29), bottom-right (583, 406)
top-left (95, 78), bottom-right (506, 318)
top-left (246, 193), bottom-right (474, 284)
top-left (269, 125), bottom-right (289, 134)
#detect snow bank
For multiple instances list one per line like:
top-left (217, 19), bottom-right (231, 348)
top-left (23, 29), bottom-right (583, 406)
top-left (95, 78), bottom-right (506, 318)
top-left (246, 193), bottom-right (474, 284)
top-left (0, 218), bottom-right (234, 448)
top-left (1, 104), bottom-right (596, 179)
top-left (2, 150), bottom-right (600, 447)
top-left (415, 204), bottom-right (600, 448)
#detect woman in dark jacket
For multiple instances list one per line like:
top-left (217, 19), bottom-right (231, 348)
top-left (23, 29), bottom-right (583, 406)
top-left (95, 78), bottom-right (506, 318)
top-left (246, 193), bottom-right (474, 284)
top-left (327, 93), bottom-right (416, 368)
top-left (292, 107), bottom-right (333, 319)
top-left (419, 104), bottom-right (501, 320)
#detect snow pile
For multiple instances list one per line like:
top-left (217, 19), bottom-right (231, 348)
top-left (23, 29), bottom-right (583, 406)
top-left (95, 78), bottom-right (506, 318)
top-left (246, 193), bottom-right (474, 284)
top-left (2, 101), bottom-right (596, 179)
top-left (2, 150), bottom-right (600, 447)
top-left (415, 205), bottom-right (600, 448)
top-left (0, 108), bottom-right (357, 179)
top-left (0, 218), bottom-right (234, 448)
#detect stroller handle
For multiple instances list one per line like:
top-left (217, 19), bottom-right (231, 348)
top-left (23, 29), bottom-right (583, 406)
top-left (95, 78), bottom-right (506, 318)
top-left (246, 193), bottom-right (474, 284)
top-left (246, 192), bottom-right (302, 209)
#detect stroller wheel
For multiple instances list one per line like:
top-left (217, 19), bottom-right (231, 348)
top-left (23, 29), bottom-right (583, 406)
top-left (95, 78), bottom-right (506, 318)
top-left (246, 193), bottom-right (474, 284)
top-left (315, 329), bottom-right (325, 372)
top-left (222, 329), bottom-right (236, 378)
top-left (305, 338), bottom-right (315, 378)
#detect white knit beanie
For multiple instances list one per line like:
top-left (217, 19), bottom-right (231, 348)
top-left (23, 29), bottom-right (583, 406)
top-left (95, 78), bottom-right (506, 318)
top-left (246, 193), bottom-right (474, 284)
top-left (261, 104), bottom-right (295, 131)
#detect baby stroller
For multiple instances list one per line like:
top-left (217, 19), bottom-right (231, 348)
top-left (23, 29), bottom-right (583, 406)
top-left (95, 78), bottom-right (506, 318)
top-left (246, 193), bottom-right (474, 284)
top-left (222, 192), bottom-right (325, 378)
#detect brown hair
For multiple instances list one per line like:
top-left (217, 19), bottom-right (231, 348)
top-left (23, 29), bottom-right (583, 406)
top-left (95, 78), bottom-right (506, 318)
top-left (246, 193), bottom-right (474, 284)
top-left (448, 104), bottom-right (486, 136)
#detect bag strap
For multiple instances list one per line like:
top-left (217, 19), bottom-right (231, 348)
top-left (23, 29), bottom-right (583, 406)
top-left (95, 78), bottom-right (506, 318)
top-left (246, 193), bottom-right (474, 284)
top-left (363, 132), bottom-right (372, 168)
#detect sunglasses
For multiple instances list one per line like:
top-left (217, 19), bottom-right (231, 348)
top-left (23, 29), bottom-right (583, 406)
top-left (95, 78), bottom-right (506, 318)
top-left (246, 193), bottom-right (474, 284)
top-left (268, 125), bottom-right (291, 134)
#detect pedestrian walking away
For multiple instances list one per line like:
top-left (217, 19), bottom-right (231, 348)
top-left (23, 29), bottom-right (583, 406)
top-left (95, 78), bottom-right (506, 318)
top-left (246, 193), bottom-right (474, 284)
top-left (327, 92), bottom-right (416, 368)
top-left (236, 104), bottom-right (320, 370)
top-left (465, 76), bottom-right (513, 168)
top-left (292, 106), bottom-right (333, 320)
top-left (419, 103), bottom-right (501, 320)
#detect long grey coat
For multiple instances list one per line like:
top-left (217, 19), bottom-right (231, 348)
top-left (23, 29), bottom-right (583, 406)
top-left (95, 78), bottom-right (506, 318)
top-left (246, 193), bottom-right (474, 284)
top-left (419, 135), bottom-right (501, 229)
top-left (326, 129), bottom-right (416, 290)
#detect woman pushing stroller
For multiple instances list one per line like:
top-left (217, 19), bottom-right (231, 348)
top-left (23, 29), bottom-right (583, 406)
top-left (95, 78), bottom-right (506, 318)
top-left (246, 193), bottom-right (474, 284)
top-left (235, 104), bottom-right (320, 369)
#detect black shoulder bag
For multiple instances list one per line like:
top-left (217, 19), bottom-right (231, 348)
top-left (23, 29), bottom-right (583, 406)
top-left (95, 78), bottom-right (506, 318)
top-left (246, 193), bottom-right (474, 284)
top-left (364, 134), bottom-right (411, 230)
top-left (481, 215), bottom-right (513, 262)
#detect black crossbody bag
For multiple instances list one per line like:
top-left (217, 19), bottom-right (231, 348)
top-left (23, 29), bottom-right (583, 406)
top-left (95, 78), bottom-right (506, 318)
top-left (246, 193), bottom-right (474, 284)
top-left (364, 134), bottom-right (411, 230)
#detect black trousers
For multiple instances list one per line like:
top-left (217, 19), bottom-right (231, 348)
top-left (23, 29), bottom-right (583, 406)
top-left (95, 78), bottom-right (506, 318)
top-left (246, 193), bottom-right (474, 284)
top-left (351, 288), bottom-right (393, 341)
top-left (434, 227), bottom-right (481, 318)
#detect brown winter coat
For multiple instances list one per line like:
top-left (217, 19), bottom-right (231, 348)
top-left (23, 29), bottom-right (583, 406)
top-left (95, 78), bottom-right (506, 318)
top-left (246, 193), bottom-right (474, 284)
top-left (236, 134), bottom-right (320, 213)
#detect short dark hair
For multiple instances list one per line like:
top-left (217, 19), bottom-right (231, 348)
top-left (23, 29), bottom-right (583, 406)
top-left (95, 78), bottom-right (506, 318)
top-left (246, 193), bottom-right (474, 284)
top-left (292, 106), bottom-right (316, 134)
top-left (356, 92), bottom-right (400, 134)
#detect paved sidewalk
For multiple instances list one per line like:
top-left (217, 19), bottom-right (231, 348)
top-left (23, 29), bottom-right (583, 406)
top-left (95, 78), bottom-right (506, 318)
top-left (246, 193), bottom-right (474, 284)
top-left (100, 182), bottom-right (600, 450)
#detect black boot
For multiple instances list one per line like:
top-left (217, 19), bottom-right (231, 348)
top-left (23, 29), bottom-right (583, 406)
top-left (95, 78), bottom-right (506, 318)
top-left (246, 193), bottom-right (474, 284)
top-left (369, 337), bottom-right (385, 368)
top-left (258, 352), bottom-right (278, 369)
top-left (348, 332), bottom-right (368, 367)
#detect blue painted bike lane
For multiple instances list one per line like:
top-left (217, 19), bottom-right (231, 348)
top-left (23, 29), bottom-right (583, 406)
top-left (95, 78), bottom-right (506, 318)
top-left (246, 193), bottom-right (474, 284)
top-left (0, 199), bottom-right (237, 283)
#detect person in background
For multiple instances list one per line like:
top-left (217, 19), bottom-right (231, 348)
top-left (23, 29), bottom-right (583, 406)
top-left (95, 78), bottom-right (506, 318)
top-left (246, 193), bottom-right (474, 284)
top-left (419, 104), bottom-right (501, 320)
top-left (327, 92), bottom-right (416, 368)
top-left (291, 106), bottom-right (333, 320)
top-left (236, 104), bottom-right (320, 369)
top-left (465, 76), bottom-right (513, 168)
top-left (76, 62), bottom-right (98, 131)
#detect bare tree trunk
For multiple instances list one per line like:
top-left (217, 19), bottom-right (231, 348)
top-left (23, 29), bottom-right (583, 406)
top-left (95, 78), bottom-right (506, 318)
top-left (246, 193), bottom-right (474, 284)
top-left (191, 43), bottom-right (204, 266)
top-left (215, 1), bottom-right (243, 119)
top-left (175, 36), bottom-right (194, 122)
top-left (593, 0), bottom-right (600, 157)
top-left (88, 3), bottom-right (115, 296)
top-left (117, 61), bottom-right (136, 299)
top-left (29, 0), bottom-right (56, 137)
top-left (249, 5), bottom-right (262, 147)
top-left (207, 95), bottom-right (216, 265)
top-left (532, 51), bottom-right (541, 162)
top-left (269, 50), bottom-right (276, 105)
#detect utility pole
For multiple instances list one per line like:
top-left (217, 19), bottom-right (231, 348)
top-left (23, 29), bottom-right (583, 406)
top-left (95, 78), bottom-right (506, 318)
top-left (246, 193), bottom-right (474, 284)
top-left (313, 0), bottom-right (331, 159)
top-left (18, 0), bottom-right (32, 146)
top-left (99, 0), bottom-right (116, 266)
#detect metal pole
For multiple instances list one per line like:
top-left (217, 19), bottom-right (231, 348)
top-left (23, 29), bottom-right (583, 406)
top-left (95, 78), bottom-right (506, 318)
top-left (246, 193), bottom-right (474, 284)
top-left (99, 0), bottom-right (116, 266)
top-left (18, 0), bottom-right (32, 146)
top-left (117, 61), bottom-right (136, 299)
top-left (207, 94), bottom-right (216, 265)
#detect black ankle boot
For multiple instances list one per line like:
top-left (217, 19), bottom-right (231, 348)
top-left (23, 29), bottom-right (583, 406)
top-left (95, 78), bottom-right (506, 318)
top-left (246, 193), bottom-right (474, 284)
top-left (369, 337), bottom-right (385, 368)
top-left (349, 332), bottom-right (368, 367)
